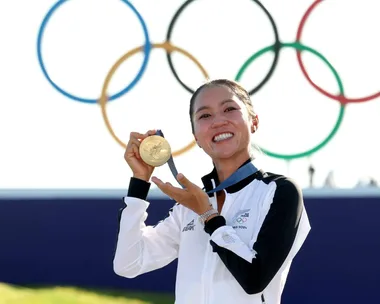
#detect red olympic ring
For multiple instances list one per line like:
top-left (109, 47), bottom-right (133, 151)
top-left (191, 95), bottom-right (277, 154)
top-left (296, 0), bottom-right (380, 104)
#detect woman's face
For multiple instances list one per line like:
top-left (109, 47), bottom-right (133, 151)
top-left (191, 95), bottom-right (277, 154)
top-left (192, 85), bottom-right (254, 161)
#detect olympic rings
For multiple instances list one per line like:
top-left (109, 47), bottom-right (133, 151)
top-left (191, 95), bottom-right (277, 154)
top-left (36, 1), bottom-right (380, 160)
top-left (37, 0), bottom-right (151, 104)
top-left (296, 0), bottom-right (380, 104)
top-left (236, 41), bottom-right (346, 160)
top-left (99, 42), bottom-right (209, 157)
top-left (236, 217), bottom-right (247, 224)
top-left (165, 0), bottom-right (281, 95)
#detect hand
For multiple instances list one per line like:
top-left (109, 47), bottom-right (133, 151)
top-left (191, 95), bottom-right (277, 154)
top-left (151, 173), bottom-right (212, 215)
top-left (124, 130), bottom-right (157, 182)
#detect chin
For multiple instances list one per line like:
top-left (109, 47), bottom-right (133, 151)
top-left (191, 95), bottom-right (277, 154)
top-left (209, 142), bottom-right (250, 161)
top-left (212, 149), bottom-right (238, 160)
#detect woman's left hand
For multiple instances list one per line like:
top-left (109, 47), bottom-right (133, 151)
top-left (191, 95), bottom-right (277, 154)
top-left (151, 173), bottom-right (212, 215)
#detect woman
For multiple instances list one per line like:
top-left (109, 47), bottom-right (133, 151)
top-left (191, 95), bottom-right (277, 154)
top-left (113, 79), bottom-right (311, 304)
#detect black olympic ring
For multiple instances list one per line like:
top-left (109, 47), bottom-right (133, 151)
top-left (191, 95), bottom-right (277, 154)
top-left (165, 0), bottom-right (281, 95)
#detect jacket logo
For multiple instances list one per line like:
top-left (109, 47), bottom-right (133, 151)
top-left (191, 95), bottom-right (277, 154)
top-left (232, 209), bottom-right (250, 229)
top-left (182, 219), bottom-right (195, 232)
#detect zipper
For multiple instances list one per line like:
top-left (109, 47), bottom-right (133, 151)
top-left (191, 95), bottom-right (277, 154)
top-left (261, 293), bottom-right (266, 303)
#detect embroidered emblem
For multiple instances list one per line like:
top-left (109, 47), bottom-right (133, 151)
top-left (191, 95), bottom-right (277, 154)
top-left (232, 209), bottom-right (250, 229)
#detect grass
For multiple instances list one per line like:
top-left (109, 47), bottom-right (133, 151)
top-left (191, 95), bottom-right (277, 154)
top-left (0, 283), bottom-right (175, 304)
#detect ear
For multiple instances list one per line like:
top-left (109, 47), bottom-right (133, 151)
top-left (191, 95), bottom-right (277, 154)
top-left (251, 115), bottom-right (259, 133)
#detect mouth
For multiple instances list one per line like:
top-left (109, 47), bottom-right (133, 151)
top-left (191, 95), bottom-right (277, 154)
top-left (212, 132), bottom-right (234, 142)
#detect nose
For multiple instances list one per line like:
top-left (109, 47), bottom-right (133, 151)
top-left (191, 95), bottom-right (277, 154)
top-left (211, 116), bottom-right (228, 128)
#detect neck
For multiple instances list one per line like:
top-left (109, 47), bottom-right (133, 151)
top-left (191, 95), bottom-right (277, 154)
top-left (214, 152), bottom-right (251, 182)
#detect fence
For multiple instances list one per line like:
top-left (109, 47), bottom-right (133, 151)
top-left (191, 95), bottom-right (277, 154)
top-left (0, 189), bottom-right (379, 303)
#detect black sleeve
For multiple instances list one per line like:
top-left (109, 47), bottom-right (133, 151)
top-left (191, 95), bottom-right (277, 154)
top-left (117, 177), bottom-right (150, 225)
top-left (127, 177), bottom-right (151, 200)
top-left (204, 178), bottom-right (304, 294)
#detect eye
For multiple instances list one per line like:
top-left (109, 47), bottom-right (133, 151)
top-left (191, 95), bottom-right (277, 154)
top-left (225, 106), bottom-right (237, 112)
top-left (199, 113), bottom-right (211, 119)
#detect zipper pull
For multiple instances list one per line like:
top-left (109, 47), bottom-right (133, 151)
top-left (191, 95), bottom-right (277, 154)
top-left (261, 294), bottom-right (266, 304)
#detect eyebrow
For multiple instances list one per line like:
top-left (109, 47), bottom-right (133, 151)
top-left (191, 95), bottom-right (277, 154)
top-left (194, 99), bottom-right (235, 115)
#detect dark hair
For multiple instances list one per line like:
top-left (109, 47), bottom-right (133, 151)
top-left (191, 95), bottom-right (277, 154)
top-left (189, 79), bottom-right (256, 133)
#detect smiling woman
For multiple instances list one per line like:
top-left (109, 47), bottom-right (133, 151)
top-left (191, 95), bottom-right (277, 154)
top-left (113, 79), bottom-right (311, 304)
top-left (189, 79), bottom-right (259, 175)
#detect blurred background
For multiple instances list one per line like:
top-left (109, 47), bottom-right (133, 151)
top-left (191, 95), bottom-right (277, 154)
top-left (0, 0), bottom-right (379, 303)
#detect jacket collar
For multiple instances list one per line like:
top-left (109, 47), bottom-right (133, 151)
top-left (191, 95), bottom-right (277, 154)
top-left (201, 157), bottom-right (264, 196)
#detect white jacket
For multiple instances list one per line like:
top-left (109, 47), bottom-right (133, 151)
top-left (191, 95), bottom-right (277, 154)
top-left (114, 162), bottom-right (311, 304)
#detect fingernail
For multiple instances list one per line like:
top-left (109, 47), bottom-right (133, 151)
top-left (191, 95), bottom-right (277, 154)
top-left (177, 173), bottom-right (184, 179)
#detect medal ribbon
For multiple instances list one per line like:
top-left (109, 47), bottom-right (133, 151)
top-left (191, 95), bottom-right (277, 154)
top-left (155, 130), bottom-right (259, 194)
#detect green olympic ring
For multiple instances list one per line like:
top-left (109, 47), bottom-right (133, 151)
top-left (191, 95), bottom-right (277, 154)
top-left (235, 41), bottom-right (346, 160)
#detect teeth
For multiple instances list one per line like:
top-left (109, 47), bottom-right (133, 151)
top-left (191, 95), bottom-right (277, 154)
top-left (214, 133), bottom-right (233, 142)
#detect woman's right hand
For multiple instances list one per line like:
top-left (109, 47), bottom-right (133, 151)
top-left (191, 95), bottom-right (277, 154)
top-left (124, 129), bottom-right (157, 182)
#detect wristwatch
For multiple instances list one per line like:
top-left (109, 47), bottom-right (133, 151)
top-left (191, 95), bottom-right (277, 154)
top-left (199, 208), bottom-right (219, 225)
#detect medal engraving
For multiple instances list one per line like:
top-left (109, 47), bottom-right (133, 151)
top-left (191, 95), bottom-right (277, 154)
top-left (139, 135), bottom-right (171, 167)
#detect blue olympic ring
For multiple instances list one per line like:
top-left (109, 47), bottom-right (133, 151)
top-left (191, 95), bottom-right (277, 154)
top-left (36, 0), bottom-right (151, 104)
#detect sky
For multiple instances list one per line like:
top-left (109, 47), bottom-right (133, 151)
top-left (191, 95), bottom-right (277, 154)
top-left (0, 0), bottom-right (379, 193)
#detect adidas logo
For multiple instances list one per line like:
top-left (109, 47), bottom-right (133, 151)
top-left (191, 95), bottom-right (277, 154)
top-left (182, 219), bottom-right (195, 232)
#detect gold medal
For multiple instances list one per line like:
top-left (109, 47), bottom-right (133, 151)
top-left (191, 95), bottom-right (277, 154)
top-left (139, 135), bottom-right (171, 167)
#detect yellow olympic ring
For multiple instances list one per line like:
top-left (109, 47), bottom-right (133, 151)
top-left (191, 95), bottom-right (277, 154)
top-left (99, 41), bottom-right (209, 157)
